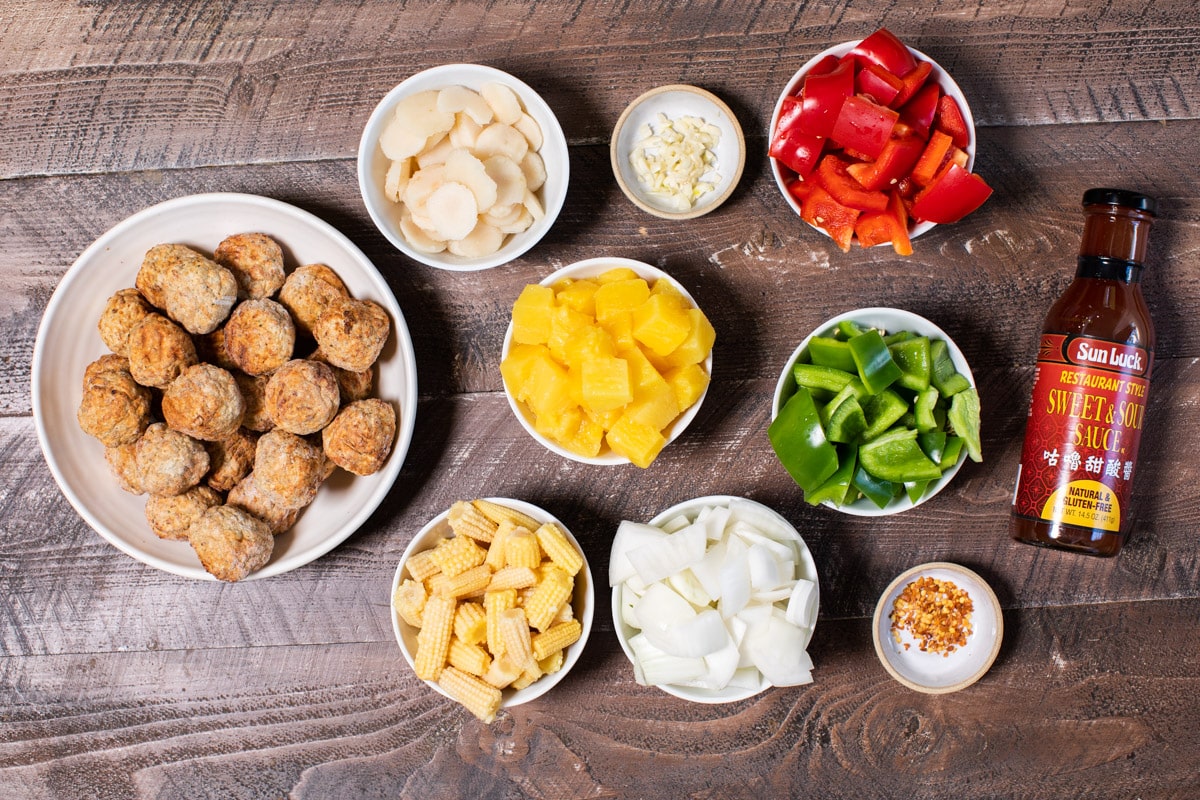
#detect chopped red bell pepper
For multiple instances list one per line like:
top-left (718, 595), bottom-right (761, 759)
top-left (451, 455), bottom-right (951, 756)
top-left (935, 94), bottom-right (971, 149)
top-left (829, 95), bottom-right (898, 160)
top-left (798, 57), bottom-right (854, 138)
top-left (786, 177), bottom-right (817, 204)
top-left (899, 81), bottom-right (940, 137)
top-left (817, 154), bottom-right (889, 211)
top-left (845, 132), bottom-right (924, 191)
top-left (856, 62), bottom-right (904, 106)
top-left (910, 163), bottom-right (993, 224)
top-left (806, 53), bottom-right (842, 78)
top-left (851, 28), bottom-right (918, 78)
top-left (770, 97), bottom-right (825, 177)
top-left (888, 60), bottom-right (933, 109)
top-left (853, 191), bottom-right (913, 256)
top-left (801, 184), bottom-right (860, 253)
top-left (910, 129), bottom-right (954, 186)
top-left (887, 190), bottom-right (913, 255)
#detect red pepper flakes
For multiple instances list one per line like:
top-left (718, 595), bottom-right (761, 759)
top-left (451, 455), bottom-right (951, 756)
top-left (889, 576), bottom-right (973, 656)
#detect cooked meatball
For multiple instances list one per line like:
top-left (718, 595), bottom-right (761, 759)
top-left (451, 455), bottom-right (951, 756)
top-left (187, 505), bottom-right (274, 582)
top-left (135, 423), bottom-right (209, 496)
top-left (98, 288), bottom-right (154, 356)
top-left (214, 232), bottom-right (286, 300)
top-left (312, 297), bottom-right (390, 373)
top-left (310, 346), bottom-right (374, 402)
top-left (252, 429), bottom-right (325, 509)
top-left (77, 357), bottom-right (152, 447)
top-left (227, 473), bottom-right (300, 535)
top-left (127, 313), bottom-right (198, 389)
top-left (223, 298), bottom-right (296, 376)
top-left (195, 326), bottom-right (239, 371)
top-left (204, 428), bottom-right (259, 492)
top-left (135, 243), bottom-right (238, 335)
top-left (162, 363), bottom-right (245, 442)
top-left (104, 441), bottom-right (145, 494)
top-left (322, 399), bottom-right (397, 476)
top-left (264, 359), bottom-right (340, 435)
top-left (145, 485), bottom-right (222, 541)
top-left (277, 263), bottom-right (348, 337)
top-left (233, 371), bottom-right (275, 432)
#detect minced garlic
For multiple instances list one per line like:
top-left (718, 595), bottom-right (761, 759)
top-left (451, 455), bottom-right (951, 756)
top-left (629, 113), bottom-right (722, 211)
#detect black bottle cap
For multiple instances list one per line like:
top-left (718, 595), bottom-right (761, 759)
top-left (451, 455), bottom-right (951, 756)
top-left (1082, 188), bottom-right (1157, 216)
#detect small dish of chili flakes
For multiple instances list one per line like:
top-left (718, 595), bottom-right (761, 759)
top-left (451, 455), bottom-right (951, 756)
top-left (872, 561), bottom-right (1002, 693)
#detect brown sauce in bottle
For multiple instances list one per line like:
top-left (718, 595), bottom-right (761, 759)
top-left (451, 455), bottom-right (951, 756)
top-left (1010, 188), bottom-right (1157, 557)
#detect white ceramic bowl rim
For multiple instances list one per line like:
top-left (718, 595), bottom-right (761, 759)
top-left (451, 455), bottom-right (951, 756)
top-left (611, 494), bottom-right (818, 704)
top-left (32, 192), bottom-right (419, 580)
top-left (768, 39), bottom-right (978, 243)
top-left (770, 307), bottom-right (976, 517)
top-left (499, 257), bottom-right (713, 466)
top-left (357, 63), bottom-right (570, 271)
top-left (391, 497), bottom-right (595, 707)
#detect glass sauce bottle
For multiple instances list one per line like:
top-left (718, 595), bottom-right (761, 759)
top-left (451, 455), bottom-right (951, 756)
top-left (1010, 188), bottom-right (1157, 556)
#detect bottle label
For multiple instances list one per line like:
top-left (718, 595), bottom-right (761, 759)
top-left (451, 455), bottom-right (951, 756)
top-left (1013, 333), bottom-right (1152, 532)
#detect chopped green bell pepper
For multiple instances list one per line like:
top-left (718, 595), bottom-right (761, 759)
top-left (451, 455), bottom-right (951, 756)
top-left (861, 388), bottom-right (908, 441)
top-left (853, 462), bottom-right (896, 508)
top-left (859, 428), bottom-right (943, 483)
top-left (883, 330), bottom-right (914, 345)
top-left (917, 430), bottom-right (947, 464)
top-left (807, 336), bottom-right (857, 373)
top-left (768, 386), bottom-right (839, 493)
top-left (939, 436), bottom-right (965, 470)
top-left (848, 329), bottom-right (903, 394)
top-left (836, 319), bottom-right (866, 339)
top-left (793, 363), bottom-right (855, 394)
top-left (826, 396), bottom-right (867, 443)
top-left (889, 336), bottom-right (931, 391)
top-left (948, 388), bottom-right (983, 462)
top-left (904, 480), bottom-right (931, 503)
top-left (914, 386), bottom-right (939, 432)
top-left (806, 447), bottom-right (857, 506)
top-left (930, 339), bottom-right (971, 397)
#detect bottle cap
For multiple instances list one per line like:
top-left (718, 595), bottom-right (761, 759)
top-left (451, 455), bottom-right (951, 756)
top-left (1082, 188), bottom-right (1157, 216)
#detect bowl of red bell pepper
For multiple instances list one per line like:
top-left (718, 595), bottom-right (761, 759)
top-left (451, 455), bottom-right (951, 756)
top-left (769, 28), bottom-right (992, 255)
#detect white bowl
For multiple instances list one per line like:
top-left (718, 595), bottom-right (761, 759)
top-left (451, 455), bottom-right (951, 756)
top-left (500, 257), bottom-right (713, 465)
top-left (391, 498), bottom-right (594, 709)
top-left (611, 495), bottom-right (819, 703)
top-left (357, 63), bottom-right (569, 271)
top-left (873, 562), bottom-right (1002, 693)
top-left (31, 193), bottom-right (419, 581)
top-left (610, 84), bottom-right (746, 220)
top-left (769, 40), bottom-right (977, 243)
top-left (771, 307), bottom-right (976, 517)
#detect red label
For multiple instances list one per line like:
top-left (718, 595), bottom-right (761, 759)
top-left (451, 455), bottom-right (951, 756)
top-left (1013, 334), bottom-right (1152, 532)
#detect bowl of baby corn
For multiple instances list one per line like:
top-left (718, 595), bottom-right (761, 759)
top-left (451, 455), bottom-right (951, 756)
top-left (391, 497), bottom-right (594, 722)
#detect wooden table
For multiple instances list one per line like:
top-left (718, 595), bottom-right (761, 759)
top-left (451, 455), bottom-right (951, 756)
top-left (4, 2), bottom-right (1199, 797)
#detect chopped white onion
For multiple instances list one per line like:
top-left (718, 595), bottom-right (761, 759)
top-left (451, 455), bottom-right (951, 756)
top-left (627, 523), bottom-right (706, 585)
top-left (609, 521), bottom-right (665, 586)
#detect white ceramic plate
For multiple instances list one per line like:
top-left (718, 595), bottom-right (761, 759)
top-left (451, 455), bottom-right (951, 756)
top-left (771, 307), bottom-right (976, 517)
top-left (358, 63), bottom-right (569, 271)
top-left (32, 192), bottom-right (419, 580)
top-left (611, 495), bottom-right (818, 703)
top-left (769, 40), bottom-right (977, 243)
top-left (500, 257), bottom-right (713, 466)
top-left (872, 562), bottom-right (1002, 693)
top-left (610, 84), bottom-right (746, 220)
top-left (391, 498), bottom-right (594, 708)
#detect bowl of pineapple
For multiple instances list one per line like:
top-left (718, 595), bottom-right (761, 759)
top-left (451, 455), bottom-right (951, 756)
top-left (500, 257), bottom-right (714, 467)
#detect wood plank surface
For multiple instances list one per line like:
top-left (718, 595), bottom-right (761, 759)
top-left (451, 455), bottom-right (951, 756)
top-left (3, 1), bottom-right (1200, 798)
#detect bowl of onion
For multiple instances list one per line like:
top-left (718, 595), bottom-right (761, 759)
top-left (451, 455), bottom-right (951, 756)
top-left (609, 495), bottom-right (819, 703)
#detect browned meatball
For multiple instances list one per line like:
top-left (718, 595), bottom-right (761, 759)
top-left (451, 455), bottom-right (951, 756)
top-left (104, 441), bottom-right (144, 494)
top-left (77, 357), bottom-right (152, 447)
top-left (277, 263), bottom-right (348, 337)
top-left (253, 429), bottom-right (325, 509)
top-left (223, 298), bottom-right (296, 376)
top-left (312, 297), bottom-right (390, 373)
top-left (136, 423), bottom-right (209, 496)
top-left (195, 326), bottom-right (239, 371)
top-left (227, 473), bottom-right (300, 535)
top-left (204, 428), bottom-right (259, 492)
top-left (214, 232), bottom-right (286, 300)
top-left (233, 371), bottom-right (274, 432)
top-left (145, 485), bottom-right (222, 541)
top-left (264, 359), bottom-right (340, 435)
top-left (187, 505), bottom-right (274, 582)
top-left (135, 243), bottom-right (238, 335)
top-left (161, 363), bottom-right (245, 442)
top-left (127, 314), bottom-right (198, 389)
top-left (322, 399), bottom-right (397, 476)
top-left (98, 288), bottom-right (154, 356)
top-left (310, 346), bottom-right (374, 402)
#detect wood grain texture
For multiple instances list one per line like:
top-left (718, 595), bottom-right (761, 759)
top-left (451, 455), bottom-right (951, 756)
top-left (4, 1), bottom-right (1200, 797)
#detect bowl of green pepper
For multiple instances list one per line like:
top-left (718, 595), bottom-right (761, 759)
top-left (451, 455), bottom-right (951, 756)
top-left (769, 307), bottom-right (981, 516)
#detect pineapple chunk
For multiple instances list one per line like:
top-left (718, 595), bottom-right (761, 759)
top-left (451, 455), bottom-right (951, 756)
top-left (596, 267), bottom-right (642, 284)
top-left (599, 311), bottom-right (636, 350)
top-left (581, 356), bottom-right (633, 412)
top-left (665, 363), bottom-right (710, 410)
top-left (659, 308), bottom-right (716, 367)
top-left (620, 346), bottom-right (665, 394)
top-left (524, 351), bottom-right (574, 418)
top-left (547, 304), bottom-right (592, 364)
top-left (500, 343), bottom-right (550, 397)
top-left (632, 293), bottom-right (692, 357)
top-left (555, 278), bottom-right (600, 316)
top-left (594, 279), bottom-right (650, 321)
top-left (563, 325), bottom-right (616, 370)
top-left (649, 277), bottom-right (688, 304)
top-left (626, 380), bottom-right (681, 431)
top-left (511, 285), bottom-right (555, 345)
top-left (534, 404), bottom-right (583, 445)
top-left (606, 415), bottom-right (667, 468)
top-left (560, 416), bottom-right (605, 458)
